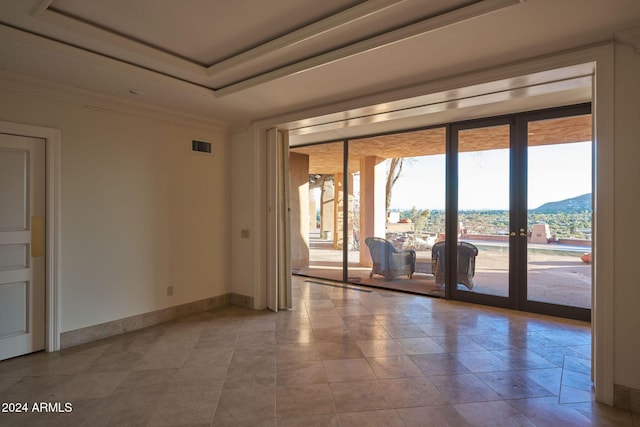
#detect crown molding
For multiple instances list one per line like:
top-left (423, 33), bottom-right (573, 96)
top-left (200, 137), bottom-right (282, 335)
top-left (35, 7), bottom-right (205, 75)
top-left (26, 0), bottom-right (524, 97)
top-left (0, 23), bottom-right (216, 97)
top-left (205, 0), bottom-right (404, 77)
top-left (0, 69), bottom-right (231, 133)
top-left (616, 26), bottom-right (640, 53)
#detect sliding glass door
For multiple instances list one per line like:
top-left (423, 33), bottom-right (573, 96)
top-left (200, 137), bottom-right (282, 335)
top-left (450, 119), bottom-right (515, 308)
top-left (520, 108), bottom-right (592, 319)
top-left (449, 105), bottom-right (591, 320)
top-left (289, 104), bottom-right (591, 320)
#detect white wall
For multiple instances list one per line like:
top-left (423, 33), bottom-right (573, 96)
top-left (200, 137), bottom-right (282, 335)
top-left (230, 128), bottom-right (266, 307)
top-left (0, 87), bottom-right (231, 332)
top-left (613, 42), bottom-right (640, 389)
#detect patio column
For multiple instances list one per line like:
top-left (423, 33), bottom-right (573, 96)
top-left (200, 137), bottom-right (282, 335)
top-left (333, 173), bottom-right (353, 249)
top-left (289, 152), bottom-right (310, 270)
top-left (320, 176), bottom-right (334, 241)
top-left (359, 156), bottom-right (386, 266)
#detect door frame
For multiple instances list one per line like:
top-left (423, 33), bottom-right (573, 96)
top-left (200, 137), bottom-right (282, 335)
top-left (0, 120), bottom-right (61, 353)
top-left (447, 104), bottom-right (592, 321)
top-left (516, 104), bottom-right (592, 320)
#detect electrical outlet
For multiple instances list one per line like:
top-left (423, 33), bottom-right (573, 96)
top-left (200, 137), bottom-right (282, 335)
top-left (167, 286), bottom-right (174, 296)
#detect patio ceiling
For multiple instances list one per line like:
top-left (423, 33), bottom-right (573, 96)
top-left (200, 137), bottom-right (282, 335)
top-left (291, 114), bottom-right (592, 174)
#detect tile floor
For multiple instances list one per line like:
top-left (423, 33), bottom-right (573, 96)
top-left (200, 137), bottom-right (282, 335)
top-left (0, 276), bottom-right (638, 426)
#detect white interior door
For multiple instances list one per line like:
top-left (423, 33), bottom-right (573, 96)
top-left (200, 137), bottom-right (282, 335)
top-left (0, 133), bottom-right (45, 360)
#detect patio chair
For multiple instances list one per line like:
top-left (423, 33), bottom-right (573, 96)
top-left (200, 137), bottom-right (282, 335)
top-left (365, 237), bottom-right (416, 281)
top-left (431, 241), bottom-right (478, 290)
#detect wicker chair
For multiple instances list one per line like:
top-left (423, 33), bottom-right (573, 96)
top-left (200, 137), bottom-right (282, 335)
top-left (431, 241), bottom-right (478, 290)
top-left (365, 237), bottom-right (416, 281)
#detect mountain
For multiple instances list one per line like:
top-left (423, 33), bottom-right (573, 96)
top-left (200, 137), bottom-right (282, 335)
top-left (533, 193), bottom-right (592, 213)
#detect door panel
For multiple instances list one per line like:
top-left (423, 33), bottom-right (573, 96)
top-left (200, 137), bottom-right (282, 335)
top-left (456, 125), bottom-right (511, 298)
top-left (451, 121), bottom-right (514, 307)
top-left (522, 112), bottom-right (592, 318)
top-left (0, 149), bottom-right (28, 230)
top-left (0, 133), bottom-right (45, 360)
top-left (449, 106), bottom-right (592, 320)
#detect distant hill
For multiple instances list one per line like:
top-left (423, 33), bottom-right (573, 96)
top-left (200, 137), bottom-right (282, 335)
top-left (533, 193), bottom-right (592, 213)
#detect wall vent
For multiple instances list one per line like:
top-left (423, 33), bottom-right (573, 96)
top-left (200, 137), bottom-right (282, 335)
top-left (192, 140), bottom-right (212, 154)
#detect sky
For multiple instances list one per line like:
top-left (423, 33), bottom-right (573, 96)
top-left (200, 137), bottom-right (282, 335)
top-left (388, 141), bottom-right (592, 211)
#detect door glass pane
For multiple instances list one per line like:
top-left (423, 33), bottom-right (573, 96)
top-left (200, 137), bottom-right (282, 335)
top-left (347, 129), bottom-right (446, 296)
top-left (289, 141), bottom-right (345, 283)
top-left (457, 125), bottom-right (510, 297)
top-left (526, 115), bottom-right (592, 309)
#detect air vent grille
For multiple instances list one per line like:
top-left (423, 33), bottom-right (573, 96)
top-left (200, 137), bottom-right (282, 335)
top-left (192, 140), bottom-right (212, 154)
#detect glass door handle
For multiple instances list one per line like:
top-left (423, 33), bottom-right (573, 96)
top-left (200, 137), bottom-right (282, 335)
top-left (510, 229), bottom-right (527, 237)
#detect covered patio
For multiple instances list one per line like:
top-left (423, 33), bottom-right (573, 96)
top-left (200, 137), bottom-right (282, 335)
top-left (289, 114), bottom-right (592, 310)
top-left (295, 231), bottom-right (591, 309)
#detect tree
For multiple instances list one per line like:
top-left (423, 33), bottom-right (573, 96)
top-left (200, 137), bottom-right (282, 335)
top-left (385, 158), bottom-right (404, 218)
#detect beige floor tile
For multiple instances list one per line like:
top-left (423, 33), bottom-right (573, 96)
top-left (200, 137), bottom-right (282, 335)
top-left (84, 350), bottom-right (144, 373)
top-left (276, 413), bottom-right (340, 426)
top-left (431, 334), bottom-right (486, 353)
top-left (183, 347), bottom-right (234, 368)
top-left (113, 368), bottom-right (177, 395)
top-left (147, 390), bottom-right (219, 426)
top-left (51, 371), bottom-right (127, 400)
top-left (490, 348), bottom-right (558, 370)
top-left (367, 355), bottom-right (424, 379)
top-left (276, 383), bottom-right (335, 418)
top-left (340, 314), bottom-right (381, 327)
top-left (455, 350), bottom-right (515, 373)
top-left (169, 365), bottom-right (227, 393)
top-left (316, 341), bottom-right (364, 360)
top-left (429, 373), bottom-right (502, 404)
top-left (223, 360), bottom-right (276, 389)
top-left (395, 337), bottom-right (447, 355)
top-left (322, 358), bottom-right (376, 382)
top-left (382, 323), bottom-right (429, 339)
top-left (3, 276), bottom-right (629, 426)
top-left (559, 384), bottom-right (595, 404)
top-left (83, 391), bottom-right (165, 427)
top-left (454, 400), bottom-right (535, 426)
top-left (329, 380), bottom-right (394, 412)
top-left (520, 367), bottom-right (563, 395)
top-left (397, 405), bottom-right (472, 427)
top-left (380, 377), bottom-right (449, 408)
top-left (236, 330), bottom-right (277, 349)
top-left (309, 314), bottom-right (346, 329)
top-left (508, 396), bottom-right (593, 426)
top-left (410, 353), bottom-right (471, 376)
top-left (338, 409), bottom-right (405, 426)
top-left (275, 328), bottom-right (315, 344)
top-left (276, 360), bottom-right (327, 385)
top-left (276, 342), bottom-right (322, 363)
top-left (0, 375), bottom-right (74, 402)
top-left (356, 339), bottom-right (406, 357)
top-left (347, 325), bottom-right (392, 340)
top-left (214, 386), bottom-right (276, 423)
top-left (132, 347), bottom-right (190, 370)
top-left (476, 370), bottom-right (556, 400)
top-left (311, 327), bottom-right (352, 342)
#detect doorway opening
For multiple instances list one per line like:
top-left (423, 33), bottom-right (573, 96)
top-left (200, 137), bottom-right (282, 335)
top-left (290, 104), bottom-right (592, 321)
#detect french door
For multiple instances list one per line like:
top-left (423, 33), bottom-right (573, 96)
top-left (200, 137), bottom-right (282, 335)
top-left (448, 104), bottom-right (592, 320)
